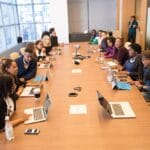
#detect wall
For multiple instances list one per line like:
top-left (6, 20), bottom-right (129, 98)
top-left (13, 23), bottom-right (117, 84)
top-left (136, 0), bottom-right (147, 49)
top-left (88, 0), bottom-right (116, 31)
top-left (50, 0), bottom-right (69, 43)
top-left (121, 0), bottom-right (136, 42)
top-left (68, 0), bottom-right (88, 33)
top-left (68, 0), bottom-right (117, 33)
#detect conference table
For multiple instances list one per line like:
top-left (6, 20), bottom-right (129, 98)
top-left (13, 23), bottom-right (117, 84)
top-left (1, 42), bottom-right (150, 150)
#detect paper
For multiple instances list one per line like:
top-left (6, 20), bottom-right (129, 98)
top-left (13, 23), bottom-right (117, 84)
top-left (107, 61), bottom-right (117, 67)
top-left (69, 105), bottom-right (87, 115)
top-left (72, 69), bottom-right (82, 73)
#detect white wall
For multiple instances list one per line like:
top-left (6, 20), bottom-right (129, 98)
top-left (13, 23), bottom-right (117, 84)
top-left (68, 0), bottom-right (88, 33)
top-left (50, 0), bottom-right (69, 43)
top-left (68, 0), bottom-right (117, 33)
top-left (89, 0), bottom-right (116, 31)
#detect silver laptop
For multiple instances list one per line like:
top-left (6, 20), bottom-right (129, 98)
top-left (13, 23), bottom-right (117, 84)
top-left (20, 86), bottom-right (36, 97)
top-left (24, 94), bottom-right (51, 124)
top-left (38, 63), bottom-right (51, 69)
top-left (96, 90), bottom-right (136, 118)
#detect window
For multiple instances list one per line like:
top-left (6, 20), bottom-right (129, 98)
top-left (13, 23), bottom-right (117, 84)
top-left (0, 6), bottom-right (3, 26)
top-left (0, 0), bottom-right (51, 53)
top-left (4, 26), bottom-right (17, 48)
top-left (36, 23), bottom-right (51, 39)
top-left (0, 27), bottom-right (6, 52)
top-left (1, 4), bottom-right (15, 25)
top-left (16, 0), bottom-right (31, 4)
top-left (0, 1), bottom-right (18, 53)
top-left (20, 24), bottom-right (35, 41)
top-left (33, 0), bottom-right (50, 3)
top-left (17, 1), bottom-right (51, 41)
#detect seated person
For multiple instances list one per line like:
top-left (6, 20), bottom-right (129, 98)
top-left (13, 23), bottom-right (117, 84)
top-left (0, 74), bottom-right (29, 131)
top-left (2, 59), bottom-right (26, 99)
top-left (35, 40), bottom-right (46, 61)
top-left (16, 48), bottom-right (37, 81)
top-left (100, 31), bottom-right (108, 51)
top-left (50, 30), bottom-right (59, 48)
top-left (113, 38), bottom-right (129, 65)
top-left (41, 31), bottom-right (51, 55)
top-left (49, 27), bottom-right (55, 36)
top-left (108, 31), bottom-right (116, 44)
top-left (0, 57), bottom-right (4, 73)
top-left (104, 37), bottom-right (116, 58)
top-left (134, 51), bottom-right (150, 102)
top-left (26, 42), bottom-right (36, 58)
top-left (122, 43), bottom-right (143, 81)
top-left (89, 29), bottom-right (98, 45)
top-left (97, 30), bottom-right (103, 46)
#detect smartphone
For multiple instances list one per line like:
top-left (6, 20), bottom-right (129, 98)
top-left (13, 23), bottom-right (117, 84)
top-left (68, 92), bottom-right (78, 97)
top-left (24, 128), bottom-right (40, 135)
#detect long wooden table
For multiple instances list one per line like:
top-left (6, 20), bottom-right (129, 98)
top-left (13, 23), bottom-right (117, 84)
top-left (1, 42), bottom-right (150, 150)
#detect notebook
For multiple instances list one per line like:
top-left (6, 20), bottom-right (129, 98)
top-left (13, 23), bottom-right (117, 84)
top-left (96, 90), bottom-right (136, 118)
top-left (24, 94), bottom-right (51, 124)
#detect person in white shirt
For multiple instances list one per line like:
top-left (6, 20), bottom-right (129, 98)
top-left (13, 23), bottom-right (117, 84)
top-left (35, 40), bottom-right (46, 61)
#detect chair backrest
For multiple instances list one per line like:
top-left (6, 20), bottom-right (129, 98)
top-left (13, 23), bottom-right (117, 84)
top-left (10, 52), bottom-right (20, 60)
top-left (20, 47), bottom-right (26, 55)
top-left (124, 42), bottom-right (131, 50)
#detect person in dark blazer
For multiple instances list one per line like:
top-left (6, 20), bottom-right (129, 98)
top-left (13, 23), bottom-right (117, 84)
top-left (50, 31), bottom-right (59, 48)
top-left (16, 48), bottom-right (37, 81)
top-left (0, 74), bottom-right (29, 131)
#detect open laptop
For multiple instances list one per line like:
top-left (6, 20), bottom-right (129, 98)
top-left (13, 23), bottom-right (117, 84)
top-left (96, 90), bottom-right (136, 118)
top-left (20, 86), bottom-right (37, 97)
top-left (38, 63), bottom-right (51, 69)
top-left (24, 94), bottom-right (51, 124)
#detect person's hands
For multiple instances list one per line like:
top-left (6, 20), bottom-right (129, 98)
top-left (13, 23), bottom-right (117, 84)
top-left (21, 113), bottom-right (31, 122)
top-left (20, 78), bottom-right (25, 82)
top-left (134, 81), bottom-right (142, 88)
top-left (17, 86), bottom-right (24, 95)
top-left (118, 71), bottom-right (129, 76)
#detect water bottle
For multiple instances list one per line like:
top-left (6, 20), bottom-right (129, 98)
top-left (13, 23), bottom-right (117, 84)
top-left (5, 116), bottom-right (14, 141)
top-left (107, 68), bottom-right (113, 82)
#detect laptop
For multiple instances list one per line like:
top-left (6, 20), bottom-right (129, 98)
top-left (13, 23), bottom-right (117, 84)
top-left (96, 90), bottom-right (136, 118)
top-left (38, 63), bottom-right (51, 69)
top-left (20, 86), bottom-right (37, 97)
top-left (24, 94), bottom-right (51, 124)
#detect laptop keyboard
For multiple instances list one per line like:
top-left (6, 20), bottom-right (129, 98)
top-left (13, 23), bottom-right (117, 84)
top-left (112, 104), bottom-right (125, 116)
top-left (33, 108), bottom-right (44, 120)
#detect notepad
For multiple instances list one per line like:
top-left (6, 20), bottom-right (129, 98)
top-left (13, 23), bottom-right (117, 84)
top-left (69, 105), bottom-right (87, 115)
top-left (72, 69), bottom-right (82, 73)
top-left (107, 61), bottom-right (117, 67)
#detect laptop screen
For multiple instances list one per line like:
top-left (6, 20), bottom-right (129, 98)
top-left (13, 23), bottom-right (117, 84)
top-left (43, 94), bottom-right (51, 118)
top-left (96, 91), bottom-right (112, 114)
